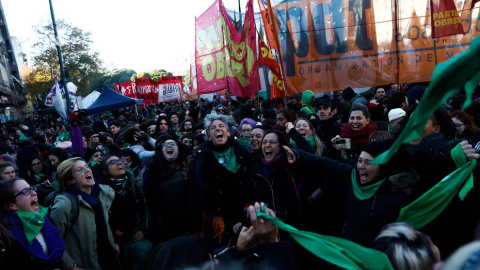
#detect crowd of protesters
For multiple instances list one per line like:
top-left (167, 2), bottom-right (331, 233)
top-left (1, 82), bottom-right (480, 269)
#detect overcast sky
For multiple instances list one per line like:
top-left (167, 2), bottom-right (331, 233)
top-left (2, 0), bottom-right (250, 75)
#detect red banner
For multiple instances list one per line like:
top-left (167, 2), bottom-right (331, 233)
top-left (195, 0), bottom-right (258, 98)
top-left (114, 82), bottom-right (137, 98)
top-left (135, 77), bottom-right (156, 105)
top-left (157, 76), bottom-right (183, 103)
top-left (430, 0), bottom-right (465, 38)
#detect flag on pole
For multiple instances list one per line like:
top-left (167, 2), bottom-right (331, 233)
top-left (430, 0), bottom-right (465, 38)
top-left (258, 37), bottom-right (284, 99)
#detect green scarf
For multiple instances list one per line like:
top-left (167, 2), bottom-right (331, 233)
top-left (16, 205), bottom-right (48, 245)
top-left (256, 206), bottom-right (393, 270)
top-left (397, 144), bottom-right (476, 229)
top-left (351, 169), bottom-right (386, 200)
top-left (372, 36), bottom-right (480, 165)
top-left (238, 137), bottom-right (251, 148)
top-left (213, 146), bottom-right (241, 173)
top-left (290, 135), bottom-right (315, 150)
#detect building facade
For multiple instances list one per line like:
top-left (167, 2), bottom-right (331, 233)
top-left (0, 1), bottom-right (27, 123)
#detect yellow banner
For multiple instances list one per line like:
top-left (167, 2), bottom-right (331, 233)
top-left (269, 0), bottom-right (480, 95)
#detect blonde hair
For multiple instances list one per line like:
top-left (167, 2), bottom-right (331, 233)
top-left (374, 223), bottom-right (438, 270)
top-left (56, 157), bottom-right (83, 191)
top-left (294, 118), bottom-right (324, 156)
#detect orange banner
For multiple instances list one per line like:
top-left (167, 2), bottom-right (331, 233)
top-left (268, 0), bottom-right (480, 95)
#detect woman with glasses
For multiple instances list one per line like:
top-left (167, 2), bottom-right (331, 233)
top-left (451, 110), bottom-right (480, 144)
top-left (238, 118), bottom-right (256, 148)
top-left (0, 179), bottom-right (66, 269)
top-left (143, 134), bottom-right (201, 245)
top-left (98, 156), bottom-right (150, 270)
top-left (49, 157), bottom-right (119, 270)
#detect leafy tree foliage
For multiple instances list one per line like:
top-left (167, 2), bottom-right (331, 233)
top-left (27, 19), bottom-right (103, 97)
top-left (90, 68), bottom-right (137, 91)
top-left (131, 69), bottom-right (173, 82)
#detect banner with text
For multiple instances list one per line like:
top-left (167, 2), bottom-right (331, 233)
top-left (135, 77), bottom-right (156, 105)
top-left (265, 0), bottom-right (479, 95)
top-left (195, 0), bottom-right (259, 98)
top-left (115, 81), bottom-right (137, 98)
top-left (158, 76), bottom-right (183, 103)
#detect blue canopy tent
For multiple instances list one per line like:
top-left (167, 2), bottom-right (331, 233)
top-left (85, 86), bottom-right (144, 116)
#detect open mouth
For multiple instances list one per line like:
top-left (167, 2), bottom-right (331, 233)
top-left (166, 148), bottom-right (174, 154)
top-left (31, 198), bottom-right (39, 208)
top-left (359, 172), bottom-right (369, 183)
top-left (264, 149), bottom-right (274, 159)
top-left (299, 131), bottom-right (307, 136)
top-left (215, 132), bottom-right (224, 139)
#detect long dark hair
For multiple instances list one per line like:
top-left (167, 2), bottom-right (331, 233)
top-left (145, 139), bottom-right (190, 183)
top-left (0, 179), bottom-right (22, 243)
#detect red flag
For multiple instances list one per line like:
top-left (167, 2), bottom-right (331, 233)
top-left (430, 0), bottom-right (464, 38)
top-left (258, 37), bottom-right (284, 99)
top-left (258, 0), bottom-right (277, 49)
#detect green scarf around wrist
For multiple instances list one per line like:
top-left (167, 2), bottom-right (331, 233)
top-left (16, 205), bottom-right (48, 245)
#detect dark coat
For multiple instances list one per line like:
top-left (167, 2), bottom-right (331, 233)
top-left (295, 149), bottom-right (412, 247)
top-left (193, 139), bottom-right (255, 233)
top-left (251, 156), bottom-right (302, 226)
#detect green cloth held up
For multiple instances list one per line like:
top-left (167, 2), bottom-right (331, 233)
top-left (397, 144), bottom-right (476, 229)
top-left (290, 135), bottom-right (316, 150)
top-left (16, 205), bottom-right (48, 245)
top-left (256, 208), bottom-right (394, 270)
top-left (371, 36), bottom-right (480, 165)
top-left (351, 169), bottom-right (386, 200)
top-left (213, 146), bottom-right (241, 173)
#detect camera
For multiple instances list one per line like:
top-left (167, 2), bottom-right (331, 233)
top-left (98, 132), bottom-right (107, 143)
top-left (332, 138), bottom-right (351, 149)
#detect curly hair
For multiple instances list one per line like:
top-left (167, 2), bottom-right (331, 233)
top-left (203, 114), bottom-right (235, 139)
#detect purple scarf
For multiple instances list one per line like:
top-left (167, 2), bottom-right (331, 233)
top-left (7, 213), bottom-right (65, 266)
top-left (71, 125), bottom-right (84, 156)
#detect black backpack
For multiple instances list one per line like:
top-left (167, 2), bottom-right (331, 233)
top-left (44, 191), bottom-right (80, 231)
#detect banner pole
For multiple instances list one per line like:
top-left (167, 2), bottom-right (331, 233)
top-left (433, 39), bottom-right (438, 66)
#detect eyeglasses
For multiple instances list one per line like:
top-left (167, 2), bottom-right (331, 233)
top-left (216, 109), bottom-right (225, 112)
top-left (162, 141), bottom-right (177, 147)
top-left (242, 129), bottom-right (252, 132)
top-left (31, 162), bottom-right (42, 167)
top-left (108, 159), bottom-right (125, 165)
top-left (93, 153), bottom-right (105, 158)
top-left (12, 186), bottom-right (37, 200)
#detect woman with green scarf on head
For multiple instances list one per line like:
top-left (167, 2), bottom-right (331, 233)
top-left (284, 139), bottom-right (415, 248)
top-left (0, 179), bottom-right (66, 269)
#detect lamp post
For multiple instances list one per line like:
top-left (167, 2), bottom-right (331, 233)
top-left (48, 0), bottom-right (71, 120)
